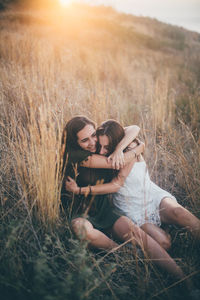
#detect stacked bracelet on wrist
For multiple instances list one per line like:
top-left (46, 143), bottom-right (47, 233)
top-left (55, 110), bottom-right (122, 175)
top-left (89, 186), bottom-right (92, 194)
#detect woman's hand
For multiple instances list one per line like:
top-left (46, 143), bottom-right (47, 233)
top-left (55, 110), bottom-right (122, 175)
top-left (107, 139), bottom-right (145, 169)
top-left (65, 177), bottom-right (79, 194)
top-left (107, 148), bottom-right (125, 170)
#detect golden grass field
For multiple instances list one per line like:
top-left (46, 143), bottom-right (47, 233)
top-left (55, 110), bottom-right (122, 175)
top-left (0, 3), bottom-right (200, 300)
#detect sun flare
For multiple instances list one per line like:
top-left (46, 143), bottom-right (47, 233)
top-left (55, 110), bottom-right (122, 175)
top-left (59, 0), bottom-right (72, 6)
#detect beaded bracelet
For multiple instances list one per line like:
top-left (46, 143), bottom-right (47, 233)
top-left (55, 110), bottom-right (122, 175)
top-left (89, 186), bottom-right (92, 194)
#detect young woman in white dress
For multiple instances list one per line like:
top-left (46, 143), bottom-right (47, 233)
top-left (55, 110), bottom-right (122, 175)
top-left (96, 120), bottom-right (200, 247)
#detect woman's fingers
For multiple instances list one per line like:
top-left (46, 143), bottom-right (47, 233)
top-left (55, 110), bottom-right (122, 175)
top-left (108, 151), bottom-right (125, 169)
top-left (113, 158), bottom-right (118, 169)
top-left (65, 181), bottom-right (72, 189)
top-left (116, 155), bottom-right (125, 169)
top-left (121, 155), bottom-right (125, 166)
top-left (66, 177), bottom-right (75, 189)
top-left (107, 155), bottom-right (116, 168)
top-left (65, 179), bottom-right (79, 194)
top-left (107, 156), bottom-right (112, 163)
top-left (67, 176), bottom-right (75, 183)
top-left (115, 158), bottom-right (123, 170)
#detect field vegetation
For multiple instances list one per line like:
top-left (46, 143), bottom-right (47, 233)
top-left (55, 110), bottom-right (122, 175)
top-left (0, 2), bottom-right (200, 299)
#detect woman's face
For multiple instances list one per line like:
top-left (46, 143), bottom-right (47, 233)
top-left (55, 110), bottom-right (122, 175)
top-left (77, 124), bottom-right (97, 152)
top-left (98, 135), bottom-right (110, 156)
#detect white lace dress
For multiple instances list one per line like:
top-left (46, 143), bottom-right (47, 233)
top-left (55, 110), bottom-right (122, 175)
top-left (113, 160), bottom-right (177, 227)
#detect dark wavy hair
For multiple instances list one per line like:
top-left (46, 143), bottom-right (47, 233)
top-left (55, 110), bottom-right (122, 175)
top-left (96, 120), bottom-right (125, 156)
top-left (61, 116), bottom-right (96, 170)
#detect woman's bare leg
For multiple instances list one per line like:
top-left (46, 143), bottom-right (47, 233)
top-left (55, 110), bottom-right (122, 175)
top-left (71, 217), bottom-right (118, 250)
top-left (141, 223), bottom-right (171, 251)
top-left (159, 197), bottom-right (200, 240)
top-left (111, 216), bottom-right (185, 281)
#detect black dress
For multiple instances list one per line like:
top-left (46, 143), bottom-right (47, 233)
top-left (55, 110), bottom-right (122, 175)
top-left (61, 149), bottom-right (122, 230)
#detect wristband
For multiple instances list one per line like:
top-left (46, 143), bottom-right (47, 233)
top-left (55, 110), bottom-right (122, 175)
top-left (79, 187), bottom-right (82, 195)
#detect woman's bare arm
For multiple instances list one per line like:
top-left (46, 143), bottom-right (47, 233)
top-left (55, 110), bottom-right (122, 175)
top-left (119, 125), bottom-right (140, 151)
top-left (108, 125), bottom-right (140, 169)
top-left (66, 158), bottom-right (135, 195)
top-left (66, 140), bottom-right (144, 194)
top-left (80, 142), bottom-right (144, 169)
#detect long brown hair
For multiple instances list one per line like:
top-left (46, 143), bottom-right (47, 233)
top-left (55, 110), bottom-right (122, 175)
top-left (61, 116), bottom-right (96, 169)
top-left (96, 120), bottom-right (125, 155)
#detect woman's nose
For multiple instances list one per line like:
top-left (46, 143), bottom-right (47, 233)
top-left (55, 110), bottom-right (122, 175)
top-left (90, 138), bottom-right (95, 145)
top-left (99, 147), bottom-right (105, 155)
top-left (88, 140), bottom-right (95, 149)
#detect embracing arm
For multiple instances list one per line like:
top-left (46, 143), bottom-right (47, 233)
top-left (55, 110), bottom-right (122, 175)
top-left (108, 125), bottom-right (140, 169)
top-left (80, 141), bottom-right (144, 170)
top-left (66, 158), bottom-right (135, 195)
top-left (66, 140), bottom-right (144, 194)
top-left (115, 125), bottom-right (140, 152)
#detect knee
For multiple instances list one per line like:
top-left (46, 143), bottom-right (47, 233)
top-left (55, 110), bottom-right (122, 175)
top-left (71, 218), bottom-right (89, 239)
top-left (71, 218), bottom-right (97, 242)
top-left (172, 206), bottom-right (186, 221)
top-left (113, 216), bottom-right (139, 241)
top-left (120, 217), bottom-right (142, 241)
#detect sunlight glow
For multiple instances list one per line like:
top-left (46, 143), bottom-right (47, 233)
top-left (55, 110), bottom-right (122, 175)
top-left (59, 0), bottom-right (72, 6)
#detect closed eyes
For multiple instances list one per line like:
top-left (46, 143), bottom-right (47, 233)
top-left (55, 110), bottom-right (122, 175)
top-left (99, 145), bottom-right (109, 150)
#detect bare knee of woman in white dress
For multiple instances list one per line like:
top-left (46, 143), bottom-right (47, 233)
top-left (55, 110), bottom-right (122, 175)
top-left (159, 197), bottom-right (200, 240)
top-left (141, 223), bottom-right (171, 251)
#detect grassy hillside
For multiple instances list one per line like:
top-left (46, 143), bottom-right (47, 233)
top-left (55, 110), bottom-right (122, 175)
top-left (0, 3), bottom-right (200, 300)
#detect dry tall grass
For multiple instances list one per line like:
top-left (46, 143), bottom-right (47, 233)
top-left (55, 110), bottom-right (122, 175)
top-left (0, 4), bottom-right (200, 299)
top-left (1, 4), bottom-right (200, 223)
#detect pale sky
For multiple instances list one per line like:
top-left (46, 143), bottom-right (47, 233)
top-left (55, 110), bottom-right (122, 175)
top-left (79, 0), bottom-right (200, 33)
